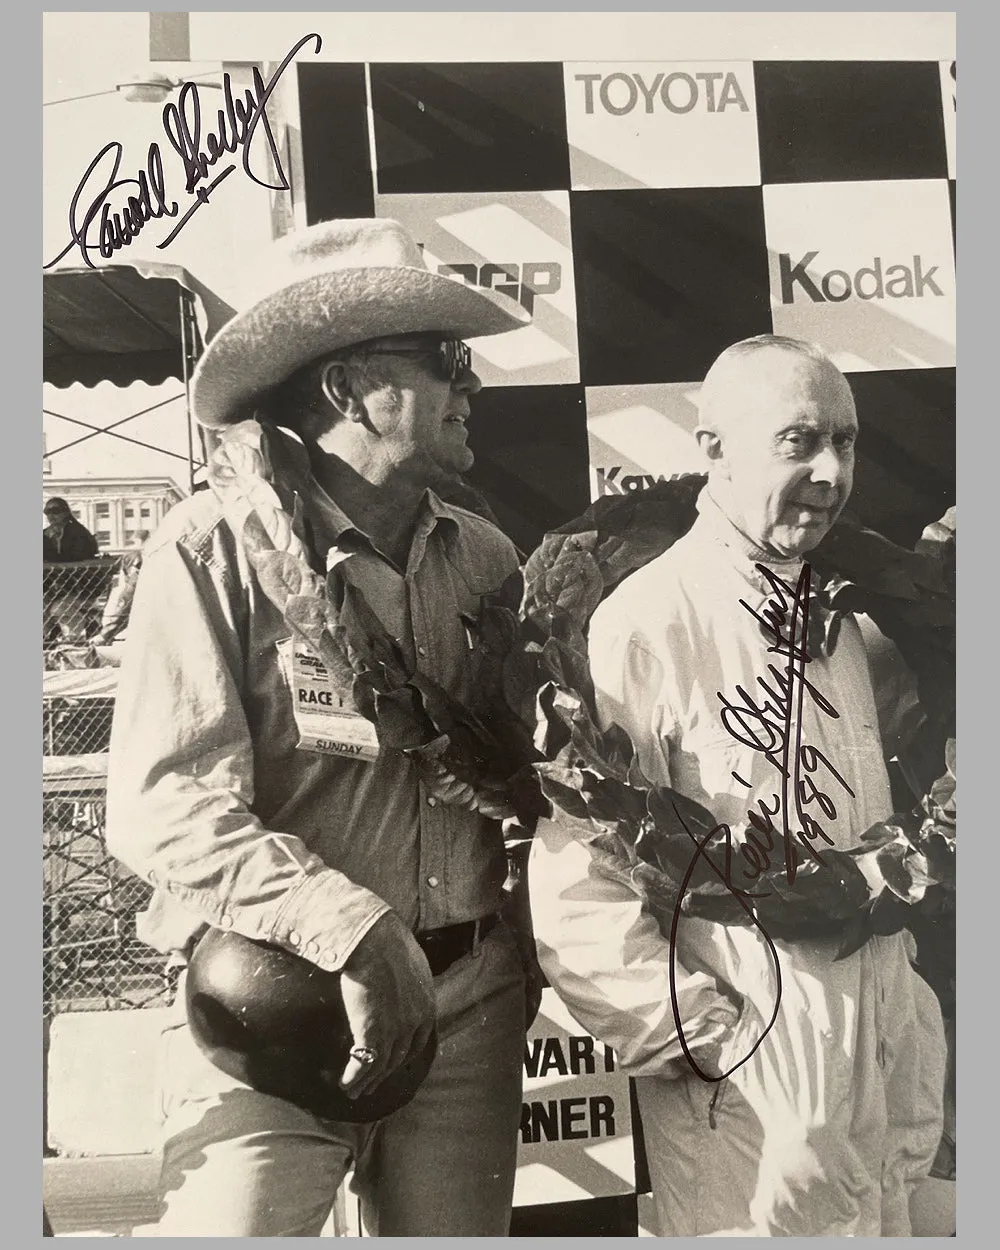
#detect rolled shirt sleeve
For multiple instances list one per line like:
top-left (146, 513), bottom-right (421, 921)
top-left (529, 596), bottom-right (742, 1077)
top-left (105, 511), bottom-right (390, 973)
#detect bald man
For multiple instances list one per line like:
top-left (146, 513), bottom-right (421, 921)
top-left (528, 336), bottom-right (946, 1236)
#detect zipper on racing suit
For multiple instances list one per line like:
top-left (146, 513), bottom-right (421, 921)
top-left (708, 1079), bottom-right (728, 1130)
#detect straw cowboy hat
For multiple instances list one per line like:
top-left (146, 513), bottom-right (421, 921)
top-left (192, 217), bottom-right (531, 428)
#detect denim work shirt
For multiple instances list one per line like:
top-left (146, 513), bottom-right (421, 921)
top-left (105, 440), bottom-right (519, 975)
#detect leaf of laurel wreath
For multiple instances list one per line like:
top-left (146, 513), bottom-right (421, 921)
top-left (206, 424), bottom-right (955, 955)
top-left (520, 477), bottom-right (954, 960)
top-left (206, 420), bottom-right (546, 819)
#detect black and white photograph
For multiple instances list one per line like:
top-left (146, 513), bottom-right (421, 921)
top-left (41, 8), bottom-right (957, 1237)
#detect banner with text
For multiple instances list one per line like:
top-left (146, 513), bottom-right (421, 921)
top-left (586, 381), bottom-right (704, 501)
top-left (565, 61), bottom-right (760, 190)
top-left (375, 191), bottom-right (579, 388)
top-left (764, 178), bottom-right (956, 372)
top-left (514, 988), bottom-right (635, 1206)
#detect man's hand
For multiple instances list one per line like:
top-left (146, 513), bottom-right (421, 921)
top-left (337, 912), bottom-right (436, 1099)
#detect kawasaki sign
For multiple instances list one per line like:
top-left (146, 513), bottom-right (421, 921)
top-left (595, 468), bottom-right (671, 496)
top-left (779, 252), bottom-right (945, 303)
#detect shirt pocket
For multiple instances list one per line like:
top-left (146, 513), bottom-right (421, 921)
top-left (441, 542), bottom-right (510, 610)
top-left (451, 569), bottom-right (503, 617)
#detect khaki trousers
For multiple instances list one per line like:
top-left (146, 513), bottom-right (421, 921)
top-left (152, 920), bottom-right (526, 1236)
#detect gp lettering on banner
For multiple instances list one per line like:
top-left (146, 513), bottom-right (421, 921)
top-left (575, 70), bottom-right (749, 115)
top-left (779, 252), bottom-right (944, 303)
top-left (438, 262), bottom-right (562, 315)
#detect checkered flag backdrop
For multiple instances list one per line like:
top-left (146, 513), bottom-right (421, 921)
top-left (286, 54), bottom-right (956, 1234)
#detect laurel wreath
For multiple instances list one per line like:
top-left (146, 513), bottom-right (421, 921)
top-left (206, 419), bottom-right (955, 965)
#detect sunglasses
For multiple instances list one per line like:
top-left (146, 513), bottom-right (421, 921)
top-left (363, 338), bottom-right (473, 383)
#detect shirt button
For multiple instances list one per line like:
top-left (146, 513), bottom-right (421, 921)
top-left (305, 940), bottom-right (319, 956)
top-left (288, 930), bottom-right (301, 946)
top-left (417, 645), bottom-right (428, 657)
top-left (427, 876), bottom-right (440, 888)
top-left (220, 913), bottom-right (234, 929)
top-left (426, 796), bottom-right (437, 807)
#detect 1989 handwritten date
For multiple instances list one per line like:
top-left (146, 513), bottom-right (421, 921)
top-left (44, 33), bottom-right (321, 269)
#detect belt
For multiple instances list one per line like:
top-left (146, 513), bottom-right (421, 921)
top-left (415, 913), bottom-right (499, 977)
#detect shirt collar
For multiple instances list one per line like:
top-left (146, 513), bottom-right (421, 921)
top-left (422, 488), bottom-right (465, 532)
top-left (694, 484), bottom-right (845, 658)
top-left (694, 485), bottom-right (805, 585)
top-left (265, 422), bottom-right (460, 558)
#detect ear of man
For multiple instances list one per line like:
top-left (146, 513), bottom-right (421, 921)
top-left (694, 424), bottom-right (732, 485)
top-left (320, 359), bottom-right (368, 424)
top-left (694, 426), bottom-right (724, 462)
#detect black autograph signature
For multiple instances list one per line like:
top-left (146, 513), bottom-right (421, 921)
top-left (44, 33), bottom-right (322, 269)
top-left (723, 562), bottom-right (854, 881)
top-left (668, 562), bottom-right (853, 1082)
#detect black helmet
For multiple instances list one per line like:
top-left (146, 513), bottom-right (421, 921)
top-left (185, 927), bottom-right (437, 1123)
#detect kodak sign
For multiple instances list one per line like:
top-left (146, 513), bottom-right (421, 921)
top-left (779, 252), bottom-right (945, 304)
top-left (764, 180), bottom-right (956, 370)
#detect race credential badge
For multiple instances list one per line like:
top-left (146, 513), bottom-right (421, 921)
top-left (280, 639), bottom-right (381, 761)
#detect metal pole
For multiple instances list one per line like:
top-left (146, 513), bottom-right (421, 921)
top-left (178, 289), bottom-right (196, 494)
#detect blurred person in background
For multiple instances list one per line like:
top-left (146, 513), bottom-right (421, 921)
top-left (43, 497), bottom-right (99, 643)
top-left (42, 497), bottom-right (97, 563)
top-left (92, 530), bottom-right (150, 646)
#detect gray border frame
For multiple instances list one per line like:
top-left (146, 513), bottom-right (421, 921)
top-left (27, 4), bottom-right (977, 1245)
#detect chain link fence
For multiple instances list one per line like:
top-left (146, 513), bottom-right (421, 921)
top-left (43, 560), bottom-right (174, 1020)
top-left (42, 788), bottom-right (175, 1016)
top-left (43, 559), bottom-right (117, 649)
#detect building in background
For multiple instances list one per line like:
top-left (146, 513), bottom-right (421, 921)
top-left (43, 477), bottom-right (185, 554)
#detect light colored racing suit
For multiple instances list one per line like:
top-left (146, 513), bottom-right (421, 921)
top-left (529, 495), bottom-right (946, 1236)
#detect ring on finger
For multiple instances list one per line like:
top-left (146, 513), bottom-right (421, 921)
top-left (349, 1044), bottom-right (379, 1065)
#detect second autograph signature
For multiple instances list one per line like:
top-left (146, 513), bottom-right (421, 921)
top-left (45, 33), bottom-right (322, 269)
top-left (668, 561), bottom-right (853, 1082)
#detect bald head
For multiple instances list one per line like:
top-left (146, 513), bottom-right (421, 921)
top-left (694, 336), bottom-right (858, 558)
top-left (698, 336), bottom-right (854, 438)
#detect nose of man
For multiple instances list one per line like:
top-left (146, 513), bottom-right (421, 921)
top-left (807, 442), bottom-right (847, 491)
top-left (454, 366), bottom-right (482, 395)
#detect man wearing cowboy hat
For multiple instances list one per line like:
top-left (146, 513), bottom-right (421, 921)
top-left (106, 218), bottom-right (539, 1236)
